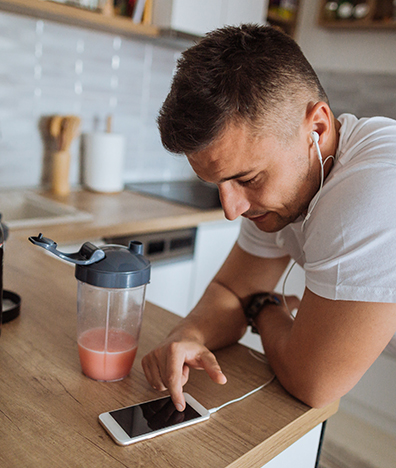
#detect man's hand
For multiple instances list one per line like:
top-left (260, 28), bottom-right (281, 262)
top-left (141, 244), bottom-right (291, 412)
top-left (141, 337), bottom-right (227, 412)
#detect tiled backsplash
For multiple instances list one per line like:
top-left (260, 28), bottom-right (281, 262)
top-left (0, 11), bottom-right (395, 190)
top-left (0, 11), bottom-right (194, 189)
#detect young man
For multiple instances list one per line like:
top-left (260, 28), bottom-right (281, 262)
top-left (142, 24), bottom-right (396, 412)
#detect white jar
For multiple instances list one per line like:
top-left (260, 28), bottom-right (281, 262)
top-left (82, 133), bottom-right (126, 193)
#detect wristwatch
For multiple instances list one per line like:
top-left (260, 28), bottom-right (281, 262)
top-left (244, 293), bottom-right (281, 334)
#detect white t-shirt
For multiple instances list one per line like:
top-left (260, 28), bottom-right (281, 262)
top-left (237, 114), bottom-right (396, 303)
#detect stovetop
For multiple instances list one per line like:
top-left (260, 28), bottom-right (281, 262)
top-left (125, 180), bottom-right (222, 210)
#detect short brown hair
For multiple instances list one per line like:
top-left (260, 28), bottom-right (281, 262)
top-left (158, 24), bottom-right (328, 154)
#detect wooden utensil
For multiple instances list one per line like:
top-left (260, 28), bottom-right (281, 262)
top-left (49, 115), bottom-right (63, 151)
top-left (106, 114), bottom-right (112, 133)
top-left (51, 115), bottom-right (81, 196)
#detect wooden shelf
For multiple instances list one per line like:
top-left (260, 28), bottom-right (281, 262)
top-left (0, 0), bottom-right (160, 39)
top-left (318, 19), bottom-right (396, 30)
top-left (318, 0), bottom-right (396, 31)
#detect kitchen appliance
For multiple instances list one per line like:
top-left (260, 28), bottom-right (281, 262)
top-left (0, 216), bottom-right (21, 330)
top-left (125, 179), bottom-right (222, 210)
top-left (104, 227), bottom-right (196, 264)
top-left (29, 234), bottom-right (151, 381)
top-left (0, 215), bottom-right (3, 336)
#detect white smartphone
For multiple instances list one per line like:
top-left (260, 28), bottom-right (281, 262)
top-left (99, 393), bottom-right (210, 446)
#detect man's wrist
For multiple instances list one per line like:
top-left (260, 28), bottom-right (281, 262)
top-left (244, 292), bottom-right (281, 334)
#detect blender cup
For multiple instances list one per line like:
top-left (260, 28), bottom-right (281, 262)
top-left (29, 235), bottom-right (151, 381)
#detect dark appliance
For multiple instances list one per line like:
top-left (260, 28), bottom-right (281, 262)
top-left (125, 180), bottom-right (222, 210)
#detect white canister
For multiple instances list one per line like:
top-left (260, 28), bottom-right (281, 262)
top-left (82, 133), bottom-right (126, 193)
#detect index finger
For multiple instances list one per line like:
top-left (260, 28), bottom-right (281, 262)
top-left (165, 348), bottom-right (188, 412)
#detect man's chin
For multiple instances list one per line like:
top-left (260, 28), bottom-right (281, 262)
top-left (253, 221), bottom-right (283, 233)
top-left (248, 213), bottom-right (296, 233)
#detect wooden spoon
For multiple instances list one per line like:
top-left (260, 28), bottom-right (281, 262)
top-left (49, 115), bottom-right (63, 150)
top-left (60, 115), bottom-right (81, 151)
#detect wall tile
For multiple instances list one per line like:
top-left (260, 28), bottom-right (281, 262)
top-left (0, 11), bottom-right (191, 189)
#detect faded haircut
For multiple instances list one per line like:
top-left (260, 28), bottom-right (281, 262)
top-left (157, 24), bottom-right (328, 154)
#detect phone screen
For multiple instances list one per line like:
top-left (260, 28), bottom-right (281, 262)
top-left (109, 396), bottom-right (202, 438)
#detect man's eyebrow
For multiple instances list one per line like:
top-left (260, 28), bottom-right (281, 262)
top-left (197, 171), bottom-right (253, 184)
top-left (219, 171), bottom-right (253, 183)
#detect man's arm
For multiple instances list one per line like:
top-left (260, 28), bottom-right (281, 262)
top-left (141, 243), bottom-right (290, 411)
top-left (256, 288), bottom-right (396, 408)
top-left (143, 241), bottom-right (396, 411)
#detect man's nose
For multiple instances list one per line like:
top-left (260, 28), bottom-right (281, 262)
top-left (218, 183), bottom-right (250, 221)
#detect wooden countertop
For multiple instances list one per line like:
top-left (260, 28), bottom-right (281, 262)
top-left (0, 200), bottom-right (338, 467)
top-left (13, 188), bottom-right (226, 243)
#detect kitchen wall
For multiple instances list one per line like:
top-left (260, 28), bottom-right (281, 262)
top-left (296, 0), bottom-right (396, 120)
top-left (1, 4), bottom-right (396, 190)
top-left (297, 0), bottom-right (396, 73)
top-left (0, 11), bottom-right (194, 190)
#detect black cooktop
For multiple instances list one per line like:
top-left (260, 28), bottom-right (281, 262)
top-left (125, 180), bottom-right (222, 210)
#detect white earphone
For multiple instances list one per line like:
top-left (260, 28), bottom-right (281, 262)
top-left (310, 131), bottom-right (322, 163)
top-left (311, 130), bottom-right (319, 143)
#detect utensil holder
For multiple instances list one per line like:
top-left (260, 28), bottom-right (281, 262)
top-left (51, 150), bottom-right (71, 196)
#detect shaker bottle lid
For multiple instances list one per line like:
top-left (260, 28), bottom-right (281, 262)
top-left (29, 234), bottom-right (151, 289)
top-left (75, 241), bottom-right (151, 288)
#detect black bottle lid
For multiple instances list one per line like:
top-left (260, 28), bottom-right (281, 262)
top-left (75, 241), bottom-right (151, 288)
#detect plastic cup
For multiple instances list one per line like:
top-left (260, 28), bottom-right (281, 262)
top-left (77, 281), bottom-right (146, 381)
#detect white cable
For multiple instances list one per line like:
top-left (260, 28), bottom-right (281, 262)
top-left (301, 138), bottom-right (334, 231)
top-left (208, 373), bottom-right (275, 414)
top-left (248, 348), bottom-right (268, 363)
top-left (282, 137), bottom-right (334, 315)
top-left (282, 259), bottom-right (298, 318)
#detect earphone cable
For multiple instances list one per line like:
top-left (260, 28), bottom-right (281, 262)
top-left (208, 373), bottom-right (276, 414)
top-left (283, 136), bottom-right (334, 314)
top-left (301, 138), bottom-right (334, 231)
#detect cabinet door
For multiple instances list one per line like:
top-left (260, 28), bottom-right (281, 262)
top-left (146, 258), bottom-right (194, 317)
top-left (171, 0), bottom-right (223, 36)
top-left (189, 219), bottom-right (241, 309)
top-left (224, 0), bottom-right (268, 26)
top-left (262, 424), bottom-right (322, 468)
top-left (153, 0), bottom-right (268, 36)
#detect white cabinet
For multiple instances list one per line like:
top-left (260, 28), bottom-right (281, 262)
top-left (262, 424), bottom-right (322, 468)
top-left (189, 218), bottom-right (241, 308)
top-left (145, 257), bottom-right (195, 318)
top-left (152, 0), bottom-right (269, 36)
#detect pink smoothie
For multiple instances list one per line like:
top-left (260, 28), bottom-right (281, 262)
top-left (77, 327), bottom-right (137, 381)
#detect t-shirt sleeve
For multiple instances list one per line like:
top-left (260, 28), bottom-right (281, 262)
top-left (237, 218), bottom-right (289, 258)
